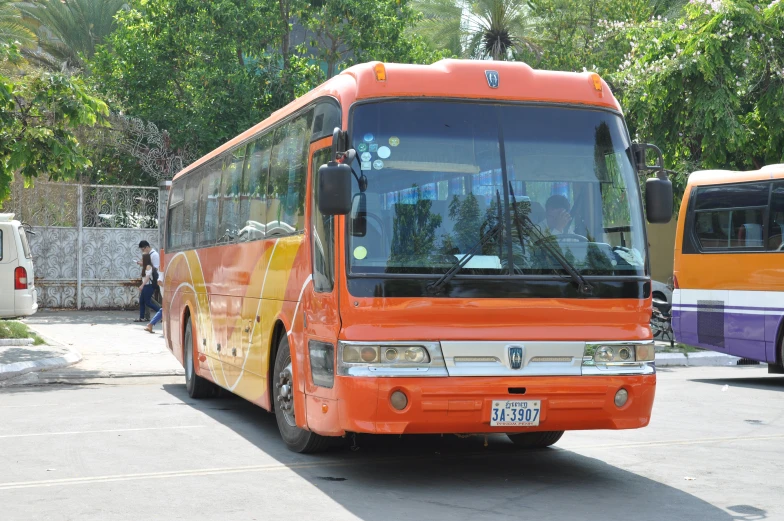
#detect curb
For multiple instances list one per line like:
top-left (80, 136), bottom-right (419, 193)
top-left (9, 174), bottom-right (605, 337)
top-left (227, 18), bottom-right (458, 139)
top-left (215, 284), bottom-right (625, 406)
top-left (0, 338), bottom-right (34, 347)
top-left (656, 352), bottom-right (741, 367)
top-left (0, 349), bottom-right (82, 381)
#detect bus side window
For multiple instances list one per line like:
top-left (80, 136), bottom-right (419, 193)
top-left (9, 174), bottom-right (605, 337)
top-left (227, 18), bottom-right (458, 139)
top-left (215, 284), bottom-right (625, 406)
top-left (267, 111), bottom-right (314, 236)
top-left (197, 160), bottom-right (223, 248)
top-left (167, 180), bottom-right (185, 251)
top-left (312, 148), bottom-right (334, 292)
top-left (240, 133), bottom-right (274, 242)
top-left (219, 146), bottom-right (247, 244)
top-left (769, 183), bottom-right (784, 251)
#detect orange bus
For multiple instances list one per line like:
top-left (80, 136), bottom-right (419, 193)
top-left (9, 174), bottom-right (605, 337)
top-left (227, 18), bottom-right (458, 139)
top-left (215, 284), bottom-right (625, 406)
top-left (672, 164), bottom-right (784, 370)
top-left (163, 60), bottom-right (672, 453)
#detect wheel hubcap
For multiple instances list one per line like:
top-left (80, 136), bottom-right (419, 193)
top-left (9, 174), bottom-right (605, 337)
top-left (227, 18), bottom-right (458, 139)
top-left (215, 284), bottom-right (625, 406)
top-left (277, 363), bottom-right (295, 427)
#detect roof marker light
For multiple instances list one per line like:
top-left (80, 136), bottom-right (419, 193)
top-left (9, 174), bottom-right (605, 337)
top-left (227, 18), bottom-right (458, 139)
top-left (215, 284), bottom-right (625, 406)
top-left (590, 73), bottom-right (603, 96)
top-left (374, 63), bottom-right (387, 82)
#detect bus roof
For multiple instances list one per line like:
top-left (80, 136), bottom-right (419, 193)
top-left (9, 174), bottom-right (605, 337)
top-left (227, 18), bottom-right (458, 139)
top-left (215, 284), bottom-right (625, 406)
top-left (687, 163), bottom-right (784, 187)
top-left (173, 60), bottom-right (621, 181)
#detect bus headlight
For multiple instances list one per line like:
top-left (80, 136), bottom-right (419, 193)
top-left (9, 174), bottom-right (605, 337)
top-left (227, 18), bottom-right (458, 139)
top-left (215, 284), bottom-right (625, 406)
top-left (582, 342), bottom-right (655, 375)
top-left (338, 342), bottom-right (447, 377)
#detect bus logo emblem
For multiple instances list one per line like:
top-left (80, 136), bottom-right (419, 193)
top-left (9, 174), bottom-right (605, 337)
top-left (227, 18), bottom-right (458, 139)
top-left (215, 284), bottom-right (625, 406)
top-left (508, 346), bottom-right (524, 369)
top-left (485, 70), bottom-right (499, 88)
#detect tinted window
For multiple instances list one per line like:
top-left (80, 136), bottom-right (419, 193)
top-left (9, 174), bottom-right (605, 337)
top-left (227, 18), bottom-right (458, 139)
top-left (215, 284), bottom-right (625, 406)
top-left (182, 174), bottom-right (198, 250)
top-left (239, 133), bottom-right (274, 242)
top-left (167, 180), bottom-right (185, 250)
top-left (695, 208), bottom-right (765, 249)
top-left (198, 161), bottom-right (223, 247)
top-left (311, 101), bottom-right (341, 142)
top-left (769, 183), bottom-right (784, 251)
top-left (219, 146), bottom-right (246, 243)
top-left (695, 183), bottom-right (768, 210)
top-left (268, 111), bottom-right (313, 235)
top-left (312, 148), bottom-right (334, 292)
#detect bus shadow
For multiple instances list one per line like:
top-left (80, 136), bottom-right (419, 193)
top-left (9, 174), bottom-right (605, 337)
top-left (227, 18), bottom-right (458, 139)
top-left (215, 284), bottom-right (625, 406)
top-left (163, 384), bottom-right (737, 521)
top-left (690, 376), bottom-right (784, 393)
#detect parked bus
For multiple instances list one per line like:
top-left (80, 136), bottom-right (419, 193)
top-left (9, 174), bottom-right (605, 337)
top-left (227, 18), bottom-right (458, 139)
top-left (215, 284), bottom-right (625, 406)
top-left (163, 60), bottom-right (672, 453)
top-left (672, 164), bottom-right (784, 371)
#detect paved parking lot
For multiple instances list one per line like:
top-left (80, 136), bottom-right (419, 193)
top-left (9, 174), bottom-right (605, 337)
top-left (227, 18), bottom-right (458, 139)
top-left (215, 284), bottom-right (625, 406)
top-left (2, 363), bottom-right (782, 521)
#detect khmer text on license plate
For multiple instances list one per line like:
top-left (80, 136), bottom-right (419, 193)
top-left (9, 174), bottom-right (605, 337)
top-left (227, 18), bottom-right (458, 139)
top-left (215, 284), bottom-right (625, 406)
top-left (490, 400), bottom-right (541, 427)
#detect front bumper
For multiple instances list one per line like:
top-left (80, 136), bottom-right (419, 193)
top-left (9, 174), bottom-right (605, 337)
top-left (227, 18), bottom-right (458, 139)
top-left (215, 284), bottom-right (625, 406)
top-left (305, 374), bottom-right (656, 436)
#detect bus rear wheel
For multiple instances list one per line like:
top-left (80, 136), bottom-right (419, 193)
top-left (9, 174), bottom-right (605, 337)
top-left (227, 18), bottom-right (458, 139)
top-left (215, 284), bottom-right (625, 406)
top-left (507, 431), bottom-right (564, 449)
top-left (272, 334), bottom-right (330, 453)
top-left (184, 318), bottom-right (216, 399)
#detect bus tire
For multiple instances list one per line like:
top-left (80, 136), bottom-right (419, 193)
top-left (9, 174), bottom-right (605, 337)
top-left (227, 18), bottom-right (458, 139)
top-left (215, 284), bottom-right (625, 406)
top-left (184, 318), bottom-right (215, 399)
top-left (507, 431), bottom-right (564, 449)
top-left (272, 334), bottom-right (330, 453)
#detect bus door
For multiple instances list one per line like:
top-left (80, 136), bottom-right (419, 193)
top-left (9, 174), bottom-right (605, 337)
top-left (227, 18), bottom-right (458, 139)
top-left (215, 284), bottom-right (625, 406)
top-left (301, 142), bottom-right (342, 434)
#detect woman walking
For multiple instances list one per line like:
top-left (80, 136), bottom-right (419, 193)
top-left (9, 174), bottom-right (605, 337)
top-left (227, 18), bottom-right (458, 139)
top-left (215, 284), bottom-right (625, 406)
top-left (145, 270), bottom-right (164, 333)
top-left (135, 253), bottom-right (160, 323)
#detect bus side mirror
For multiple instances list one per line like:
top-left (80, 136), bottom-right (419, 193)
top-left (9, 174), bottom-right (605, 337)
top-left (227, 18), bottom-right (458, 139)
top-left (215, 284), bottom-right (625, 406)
top-left (350, 193), bottom-right (367, 237)
top-left (632, 143), bottom-right (664, 173)
top-left (318, 162), bottom-right (352, 215)
top-left (645, 176), bottom-right (673, 224)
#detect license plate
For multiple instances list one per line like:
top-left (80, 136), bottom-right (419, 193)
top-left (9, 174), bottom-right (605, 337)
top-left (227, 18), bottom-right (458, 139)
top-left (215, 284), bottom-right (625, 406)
top-left (490, 400), bottom-right (541, 427)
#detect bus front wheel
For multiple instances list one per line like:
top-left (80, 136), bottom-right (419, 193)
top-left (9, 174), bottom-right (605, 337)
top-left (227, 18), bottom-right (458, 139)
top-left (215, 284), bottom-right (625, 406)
top-left (272, 334), bottom-right (330, 453)
top-left (184, 318), bottom-right (216, 399)
top-left (507, 431), bottom-right (564, 449)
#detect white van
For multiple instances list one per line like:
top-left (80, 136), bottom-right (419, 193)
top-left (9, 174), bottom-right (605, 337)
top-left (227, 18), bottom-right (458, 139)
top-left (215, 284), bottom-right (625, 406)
top-left (0, 214), bottom-right (38, 318)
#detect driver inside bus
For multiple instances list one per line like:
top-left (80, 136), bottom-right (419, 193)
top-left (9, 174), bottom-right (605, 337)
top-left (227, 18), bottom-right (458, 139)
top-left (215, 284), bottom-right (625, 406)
top-left (541, 194), bottom-right (572, 235)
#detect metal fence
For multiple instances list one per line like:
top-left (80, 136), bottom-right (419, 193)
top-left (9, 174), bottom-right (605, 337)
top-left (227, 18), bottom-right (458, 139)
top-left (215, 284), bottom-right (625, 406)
top-left (1, 179), bottom-right (169, 309)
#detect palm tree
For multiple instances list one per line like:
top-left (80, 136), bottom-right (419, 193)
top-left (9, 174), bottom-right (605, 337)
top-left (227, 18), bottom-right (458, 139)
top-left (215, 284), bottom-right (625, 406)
top-left (413, 0), bottom-right (538, 61)
top-left (18, 0), bottom-right (127, 71)
top-left (0, 0), bottom-right (35, 48)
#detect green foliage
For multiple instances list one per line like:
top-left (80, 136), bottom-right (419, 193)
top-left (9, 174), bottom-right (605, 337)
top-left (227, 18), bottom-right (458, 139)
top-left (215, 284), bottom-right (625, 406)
top-left (90, 0), bottom-right (312, 157)
top-left (0, 0), bottom-right (36, 49)
top-left (523, 0), bottom-right (653, 71)
top-left (306, 0), bottom-right (439, 78)
top-left (414, 0), bottom-right (537, 60)
top-left (18, 0), bottom-right (128, 71)
top-left (0, 320), bottom-right (46, 344)
top-left (604, 0), bottom-right (784, 207)
top-left (0, 43), bottom-right (108, 202)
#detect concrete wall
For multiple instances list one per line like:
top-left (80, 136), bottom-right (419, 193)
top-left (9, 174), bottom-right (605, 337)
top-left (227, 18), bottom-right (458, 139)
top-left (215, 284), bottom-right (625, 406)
top-left (647, 218), bottom-right (678, 283)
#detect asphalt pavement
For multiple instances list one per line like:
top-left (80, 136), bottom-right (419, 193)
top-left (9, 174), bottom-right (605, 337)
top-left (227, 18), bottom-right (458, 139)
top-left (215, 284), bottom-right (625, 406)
top-left (0, 310), bottom-right (782, 520)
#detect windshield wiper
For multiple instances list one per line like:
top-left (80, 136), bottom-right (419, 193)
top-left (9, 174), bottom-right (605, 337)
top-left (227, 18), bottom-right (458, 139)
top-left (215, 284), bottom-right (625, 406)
top-left (509, 184), bottom-right (593, 296)
top-left (427, 191), bottom-right (504, 296)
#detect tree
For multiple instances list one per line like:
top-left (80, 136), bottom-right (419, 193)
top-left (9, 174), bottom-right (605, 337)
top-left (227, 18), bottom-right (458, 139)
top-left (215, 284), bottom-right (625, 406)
top-left (90, 0), bottom-right (320, 157)
top-left (0, 0), bottom-right (35, 50)
top-left (523, 0), bottom-right (653, 72)
top-left (18, 0), bottom-right (128, 71)
top-left (306, 0), bottom-right (438, 78)
top-left (414, 0), bottom-right (538, 60)
top-left (0, 43), bottom-right (108, 202)
top-left (605, 0), bottom-right (784, 205)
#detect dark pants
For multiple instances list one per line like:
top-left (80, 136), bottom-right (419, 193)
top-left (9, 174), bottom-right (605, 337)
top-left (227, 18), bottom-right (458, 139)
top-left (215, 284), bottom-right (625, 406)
top-left (140, 285), bottom-right (161, 320)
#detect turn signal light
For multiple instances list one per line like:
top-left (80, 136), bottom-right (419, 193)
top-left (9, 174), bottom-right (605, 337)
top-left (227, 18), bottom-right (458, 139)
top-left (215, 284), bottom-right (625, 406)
top-left (14, 266), bottom-right (28, 290)
top-left (373, 62), bottom-right (387, 82)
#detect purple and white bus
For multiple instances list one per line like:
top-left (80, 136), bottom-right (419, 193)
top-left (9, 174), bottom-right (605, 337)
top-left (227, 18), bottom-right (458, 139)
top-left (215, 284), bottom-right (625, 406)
top-left (672, 164), bottom-right (784, 371)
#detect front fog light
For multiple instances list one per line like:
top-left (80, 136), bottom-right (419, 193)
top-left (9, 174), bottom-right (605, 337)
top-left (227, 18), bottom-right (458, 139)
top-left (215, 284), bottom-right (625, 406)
top-left (614, 388), bottom-right (629, 407)
top-left (390, 390), bottom-right (408, 410)
top-left (595, 346), bottom-right (613, 362)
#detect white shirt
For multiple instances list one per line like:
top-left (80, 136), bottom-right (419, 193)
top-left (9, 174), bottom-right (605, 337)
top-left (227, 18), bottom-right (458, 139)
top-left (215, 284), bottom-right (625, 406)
top-left (149, 249), bottom-right (160, 270)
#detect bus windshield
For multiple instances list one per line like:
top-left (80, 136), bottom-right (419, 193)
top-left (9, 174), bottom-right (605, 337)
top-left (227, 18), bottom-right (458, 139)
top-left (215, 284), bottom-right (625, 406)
top-left (348, 101), bottom-right (646, 278)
